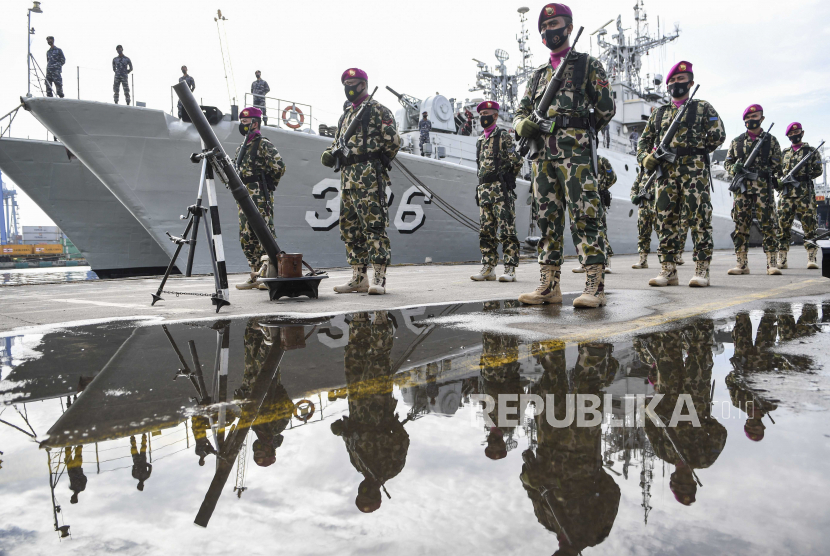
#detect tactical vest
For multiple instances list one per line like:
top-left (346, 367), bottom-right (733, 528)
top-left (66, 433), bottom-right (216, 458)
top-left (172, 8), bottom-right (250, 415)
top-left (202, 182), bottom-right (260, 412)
top-left (336, 101), bottom-right (383, 160)
top-left (735, 133), bottom-right (771, 167)
top-left (654, 100), bottom-right (701, 148)
top-left (236, 135), bottom-right (277, 192)
top-left (529, 52), bottom-right (591, 117)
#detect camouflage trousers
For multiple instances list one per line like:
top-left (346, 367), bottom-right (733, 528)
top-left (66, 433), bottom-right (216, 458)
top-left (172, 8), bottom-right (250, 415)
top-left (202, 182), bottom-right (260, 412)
top-left (237, 182), bottom-right (274, 269)
top-left (113, 74), bottom-right (130, 104)
top-left (731, 184), bottom-right (778, 253)
top-left (601, 212), bottom-right (613, 258)
top-left (44, 70), bottom-right (63, 98)
top-left (478, 183), bottom-right (519, 268)
top-left (778, 192), bottom-right (818, 251)
top-left (340, 184), bottom-right (391, 265)
top-left (532, 156), bottom-right (605, 266)
top-left (654, 161), bottom-right (713, 263)
top-left (637, 205), bottom-right (657, 253)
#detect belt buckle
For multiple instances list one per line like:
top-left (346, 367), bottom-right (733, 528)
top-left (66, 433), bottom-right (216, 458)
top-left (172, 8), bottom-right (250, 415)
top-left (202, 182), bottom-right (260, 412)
top-left (560, 116), bottom-right (570, 127)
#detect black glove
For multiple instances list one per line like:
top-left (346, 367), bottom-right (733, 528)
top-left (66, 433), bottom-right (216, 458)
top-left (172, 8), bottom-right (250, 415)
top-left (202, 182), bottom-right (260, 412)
top-left (631, 195), bottom-right (641, 206)
top-left (599, 189), bottom-right (612, 208)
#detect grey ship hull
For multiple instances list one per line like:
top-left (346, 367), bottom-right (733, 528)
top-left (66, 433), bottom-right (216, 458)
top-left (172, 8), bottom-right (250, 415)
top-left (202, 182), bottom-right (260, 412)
top-left (0, 138), bottom-right (174, 278)
top-left (23, 98), bottom-right (532, 274)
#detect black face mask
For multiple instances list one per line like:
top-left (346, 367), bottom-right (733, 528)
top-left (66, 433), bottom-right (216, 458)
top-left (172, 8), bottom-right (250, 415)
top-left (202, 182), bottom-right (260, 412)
top-left (789, 133), bottom-right (804, 144)
top-left (479, 114), bottom-right (495, 128)
top-left (344, 84), bottom-right (363, 102)
top-left (745, 119), bottom-right (762, 131)
top-left (542, 27), bottom-right (569, 51)
top-left (239, 122), bottom-right (251, 136)
top-left (667, 81), bottom-right (690, 99)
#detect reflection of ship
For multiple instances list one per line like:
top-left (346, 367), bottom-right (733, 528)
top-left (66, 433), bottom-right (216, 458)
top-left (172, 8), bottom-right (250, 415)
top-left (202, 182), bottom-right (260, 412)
top-left (0, 138), bottom-right (174, 278)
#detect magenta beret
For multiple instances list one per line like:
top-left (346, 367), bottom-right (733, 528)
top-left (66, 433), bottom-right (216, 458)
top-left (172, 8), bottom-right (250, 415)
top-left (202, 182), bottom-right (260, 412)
top-left (667, 61), bottom-right (693, 82)
top-left (476, 100), bottom-right (500, 113)
top-left (742, 104), bottom-right (763, 120)
top-left (240, 106), bottom-right (262, 119)
top-left (341, 68), bottom-right (368, 83)
top-left (538, 3), bottom-right (572, 33)
top-left (786, 122), bottom-right (802, 135)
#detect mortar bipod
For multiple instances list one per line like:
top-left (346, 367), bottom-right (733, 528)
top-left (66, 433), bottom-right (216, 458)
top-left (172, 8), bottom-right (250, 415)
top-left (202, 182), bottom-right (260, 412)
top-left (151, 148), bottom-right (231, 312)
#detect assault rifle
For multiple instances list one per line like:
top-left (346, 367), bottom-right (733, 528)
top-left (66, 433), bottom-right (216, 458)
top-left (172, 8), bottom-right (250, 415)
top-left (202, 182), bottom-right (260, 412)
top-left (728, 122), bottom-right (775, 194)
top-left (333, 86), bottom-right (379, 172)
top-left (521, 450), bottom-right (572, 547)
top-left (517, 26), bottom-right (584, 160)
top-left (779, 140), bottom-right (825, 195)
top-left (637, 84), bottom-right (700, 207)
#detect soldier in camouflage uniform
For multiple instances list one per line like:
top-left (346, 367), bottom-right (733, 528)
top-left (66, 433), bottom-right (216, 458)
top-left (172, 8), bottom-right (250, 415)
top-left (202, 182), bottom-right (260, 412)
top-left (233, 106), bottom-right (286, 290)
top-left (777, 122), bottom-right (825, 269)
top-left (573, 155), bottom-right (616, 274)
top-left (321, 68), bottom-right (401, 295)
top-left (521, 340), bottom-right (620, 553)
top-left (112, 45), bottom-right (132, 105)
top-left (419, 111), bottom-right (432, 156)
top-left (639, 320), bottom-right (727, 505)
top-left (723, 104), bottom-right (783, 275)
top-left (470, 101), bottom-right (523, 283)
top-left (514, 3), bottom-right (616, 308)
top-left (478, 301), bottom-right (524, 459)
top-left (191, 414), bottom-right (216, 466)
top-left (638, 61), bottom-right (726, 288)
top-left (330, 311), bottom-right (410, 513)
top-left (65, 445), bottom-right (87, 504)
top-left (251, 71), bottom-right (270, 125)
top-left (177, 66), bottom-right (195, 119)
top-left (130, 433), bottom-right (152, 491)
top-left (44, 37), bottom-right (65, 98)
top-left (630, 165), bottom-right (657, 269)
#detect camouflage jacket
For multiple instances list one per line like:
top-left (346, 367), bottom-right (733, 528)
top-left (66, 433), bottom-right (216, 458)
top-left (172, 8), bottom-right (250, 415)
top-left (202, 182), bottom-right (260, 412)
top-left (636, 99), bottom-right (726, 165)
top-left (780, 142), bottom-right (824, 196)
top-left (233, 134), bottom-right (286, 188)
top-left (323, 98), bottom-right (401, 191)
top-left (514, 52), bottom-right (615, 160)
top-left (112, 55), bottom-right (132, 76)
top-left (251, 79), bottom-right (270, 100)
top-left (629, 168), bottom-right (646, 203)
top-left (724, 131), bottom-right (782, 192)
top-left (476, 128), bottom-right (523, 204)
top-left (46, 46), bottom-right (65, 71)
top-left (597, 156), bottom-right (616, 191)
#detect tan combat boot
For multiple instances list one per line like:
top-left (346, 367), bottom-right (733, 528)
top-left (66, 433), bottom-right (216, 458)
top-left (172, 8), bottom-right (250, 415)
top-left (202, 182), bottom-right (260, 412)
top-left (676, 252), bottom-right (685, 266)
top-left (471, 264), bottom-right (497, 281)
top-left (604, 257), bottom-right (613, 274)
top-left (777, 250), bottom-right (788, 269)
top-left (235, 269), bottom-right (259, 290)
top-left (807, 247), bottom-right (820, 270)
top-left (498, 266), bottom-right (516, 282)
top-left (727, 251), bottom-right (750, 275)
top-left (256, 254), bottom-right (276, 290)
top-left (518, 264), bottom-right (562, 305)
top-left (368, 264), bottom-right (387, 295)
top-left (573, 264), bottom-right (606, 308)
top-left (689, 260), bottom-right (710, 287)
top-left (632, 252), bottom-right (648, 269)
top-left (766, 252), bottom-right (782, 275)
top-left (333, 264), bottom-right (369, 293)
top-left (571, 265), bottom-right (586, 273)
top-left (649, 261), bottom-right (679, 287)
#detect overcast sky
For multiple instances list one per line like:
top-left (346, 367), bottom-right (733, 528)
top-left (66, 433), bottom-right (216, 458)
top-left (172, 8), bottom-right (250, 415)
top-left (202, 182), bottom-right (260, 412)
top-left (1, 0), bottom-right (828, 227)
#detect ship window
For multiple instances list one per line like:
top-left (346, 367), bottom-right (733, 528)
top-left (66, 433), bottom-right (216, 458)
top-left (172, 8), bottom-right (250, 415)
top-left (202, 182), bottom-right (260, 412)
top-left (625, 164), bottom-right (629, 171)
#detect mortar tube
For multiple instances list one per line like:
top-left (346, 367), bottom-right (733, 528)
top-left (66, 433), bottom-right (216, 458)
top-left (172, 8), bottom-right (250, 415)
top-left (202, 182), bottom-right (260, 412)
top-left (173, 81), bottom-right (281, 267)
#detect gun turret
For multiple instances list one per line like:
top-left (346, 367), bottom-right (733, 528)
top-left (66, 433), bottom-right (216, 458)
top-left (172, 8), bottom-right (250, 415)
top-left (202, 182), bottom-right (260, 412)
top-left (386, 86), bottom-right (422, 131)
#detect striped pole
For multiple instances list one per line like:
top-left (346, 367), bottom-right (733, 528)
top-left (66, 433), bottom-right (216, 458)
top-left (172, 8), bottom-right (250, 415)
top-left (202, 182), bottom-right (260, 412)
top-left (204, 159), bottom-right (230, 304)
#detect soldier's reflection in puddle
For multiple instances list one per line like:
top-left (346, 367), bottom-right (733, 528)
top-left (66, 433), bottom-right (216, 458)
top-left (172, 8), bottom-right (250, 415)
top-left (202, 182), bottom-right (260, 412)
top-left (65, 445), bottom-right (87, 504)
top-left (331, 311), bottom-right (410, 513)
top-left (130, 434), bottom-right (152, 491)
top-left (521, 341), bottom-right (620, 555)
top-left (638, 320), bottom-right (726, 506)
top-left (479, 301), bottom-right (523, 461)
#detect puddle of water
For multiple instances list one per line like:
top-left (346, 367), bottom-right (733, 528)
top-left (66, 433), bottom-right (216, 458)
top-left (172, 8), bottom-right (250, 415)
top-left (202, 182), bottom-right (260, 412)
top-left (1, 266), bottom-right (98, 286)
top-left (1, 301), bottom-right (829, 554)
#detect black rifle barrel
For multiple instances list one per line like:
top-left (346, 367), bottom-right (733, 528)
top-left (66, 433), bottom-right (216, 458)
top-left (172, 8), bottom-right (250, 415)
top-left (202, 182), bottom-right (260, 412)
top-left (743, 122), bottom-right (775, 169)
top-left (781, 139), bottom-right (825, 185)
top-left (385, 85), bottom-right (403, 99)
top-left (173, 81), bottom-right (281, 263)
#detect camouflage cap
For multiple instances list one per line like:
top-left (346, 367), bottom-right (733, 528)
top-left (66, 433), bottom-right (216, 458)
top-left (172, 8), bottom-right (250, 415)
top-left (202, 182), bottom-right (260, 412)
top-left (476, 100), bottom-right (500, 113)
top-left (742, 104), bottom-right (763, 120)
top-left (786, 122), bottom-right (803, 136)
top-left (240, 106), bottom-right (263, 119)
top-left (341, 67), bottom-right (368, 83)
top-left (666, 60), bottom-right (693, 82)
top-left (538, 3), bottom-right (573, 33)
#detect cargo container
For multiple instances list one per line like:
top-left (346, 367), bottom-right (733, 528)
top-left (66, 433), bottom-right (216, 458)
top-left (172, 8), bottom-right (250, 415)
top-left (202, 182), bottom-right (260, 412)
top-left (1, 244), bottom-right (34, 256)
top-left (22, 225), bottom-right (60, 234)
top-left (33, 244), bottom-right (64, 255)
top-left (23, 232), bottom-right (62, 241)
top-left (23, 239), bottom-right (62, 245)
